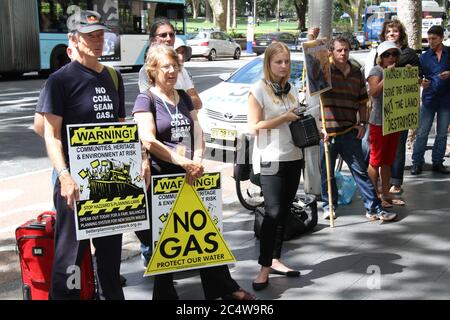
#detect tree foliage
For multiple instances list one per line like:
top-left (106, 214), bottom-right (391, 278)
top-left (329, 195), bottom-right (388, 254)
top-left (336, 0), bottom-right (365, 30)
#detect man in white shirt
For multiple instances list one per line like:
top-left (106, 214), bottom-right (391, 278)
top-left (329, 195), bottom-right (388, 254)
top-left (137, 19), bottom-right (202, 109)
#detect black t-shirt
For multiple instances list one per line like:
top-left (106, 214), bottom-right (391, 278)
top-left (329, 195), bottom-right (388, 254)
top-left (41, 60), bottom-right (126, 163)
top-left (35, 82), bottom-right (47, 113)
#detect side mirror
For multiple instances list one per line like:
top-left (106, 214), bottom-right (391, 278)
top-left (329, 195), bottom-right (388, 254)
top-left (219, 72), bottom-right (231, 81)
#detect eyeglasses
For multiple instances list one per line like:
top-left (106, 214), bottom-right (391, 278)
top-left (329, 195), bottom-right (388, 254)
top-left (156, 32), bottom-right (175, 39)
top-left (160, 64), bottom-right (180, 72)
top-left (381, 51), bottom-right (400, 58)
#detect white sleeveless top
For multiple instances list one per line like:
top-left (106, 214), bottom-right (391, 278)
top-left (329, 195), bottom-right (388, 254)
top-left (249, 80), bottom-right (303, 174)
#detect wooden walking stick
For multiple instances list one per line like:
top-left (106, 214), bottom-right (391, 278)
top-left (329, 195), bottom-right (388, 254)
top-left (319, 96), bottom-right (335, 228)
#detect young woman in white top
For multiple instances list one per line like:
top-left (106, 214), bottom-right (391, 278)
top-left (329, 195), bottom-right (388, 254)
top-left (248, 42), bottom-right (303, 291)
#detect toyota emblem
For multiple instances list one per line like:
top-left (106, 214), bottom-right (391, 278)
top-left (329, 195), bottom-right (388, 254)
top-left (223, 112), bottom-right (234, 120)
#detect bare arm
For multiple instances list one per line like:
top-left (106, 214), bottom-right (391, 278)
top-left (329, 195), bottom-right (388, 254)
top-left (134, 112), bottom-right (203, 184)
top-left (43, 113), bottom-right (79, 209)
top-left (191, 110), bottom-right (204, 162)
top-left (186, 88), bottom-right (203, 110)
top-left (358, 103), bottom-right (368, 123)
top-left (247, 93), bottom-right (299, 135)
top-left (33, 112), bottom-right (45, 138)
top-left (367, 75), bottom-right (384, 98)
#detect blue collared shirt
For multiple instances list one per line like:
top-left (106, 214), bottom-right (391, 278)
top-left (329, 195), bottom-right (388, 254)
top-left (420, 46), bottom-right (450, 106)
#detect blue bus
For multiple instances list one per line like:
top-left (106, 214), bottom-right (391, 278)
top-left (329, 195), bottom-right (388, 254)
top-left (0, 0), bottom-right (186, 78)
top-left (363, 1), bottom-right (446, 48)
top-left (363, 2), bottom-right (398, 48)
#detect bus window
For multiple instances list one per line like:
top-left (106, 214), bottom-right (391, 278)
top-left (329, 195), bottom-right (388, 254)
top-left (39, 0), bottom-right (88, 33)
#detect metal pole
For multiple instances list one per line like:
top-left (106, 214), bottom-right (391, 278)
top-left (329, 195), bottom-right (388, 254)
top-left (308, 0), bottom-right (332, 40)
top-left (277, 0), bottom-right (280, 31)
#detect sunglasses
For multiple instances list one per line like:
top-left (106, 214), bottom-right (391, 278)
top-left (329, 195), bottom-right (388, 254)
top-left (156, 32), bottom-right (175, 39)
top-left (381, 51), bottom-right (400, 58)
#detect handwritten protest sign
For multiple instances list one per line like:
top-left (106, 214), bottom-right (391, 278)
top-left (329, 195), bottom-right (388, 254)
top-left (383, 67), bottom-right (420, 136)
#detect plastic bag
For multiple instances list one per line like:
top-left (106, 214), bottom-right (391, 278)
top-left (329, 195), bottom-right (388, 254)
top-left (335, 171), bottom-right (357, 205)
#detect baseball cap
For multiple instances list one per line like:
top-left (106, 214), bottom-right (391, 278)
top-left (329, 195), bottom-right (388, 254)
top-left (174, 37), bottom-right (192, 62)
top-left (377, 41), bottom-right (401, 56)
top-left (67, 10), bottom-right (109, 33)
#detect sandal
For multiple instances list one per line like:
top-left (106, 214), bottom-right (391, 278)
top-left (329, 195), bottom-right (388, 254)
top-left (390, 198), bottom-right (405, 206)
top-left (382, 196), bottom-right (406, 207)
top-left (389, 185), bottom-right (403, 194)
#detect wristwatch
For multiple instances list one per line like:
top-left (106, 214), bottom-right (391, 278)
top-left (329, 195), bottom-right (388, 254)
top-left (358, 122), bottom-right (367, 127)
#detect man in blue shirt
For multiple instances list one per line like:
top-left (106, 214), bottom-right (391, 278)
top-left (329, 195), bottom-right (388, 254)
top-left (411, 26), bottom-right (450, 175)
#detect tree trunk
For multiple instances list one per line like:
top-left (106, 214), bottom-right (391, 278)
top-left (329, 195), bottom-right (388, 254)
top-left (208, 0), bottom-right (227, 30)
top-left (397, 0), bottom-right (422, 50)
top-left (226, 0), bottom-right (231, 31)
top-left (308, 0), bottom-right (332, 41)
top-left (232, 0), bottom-right (236, 29)
top-left (337, 0), bottom-right (364, 32)
top-left (205, 0), bottom-right (213, 23)
top-left (192, 0), bottom-right (200, 19)
top-left (294, 0), bottom-right (307, 30)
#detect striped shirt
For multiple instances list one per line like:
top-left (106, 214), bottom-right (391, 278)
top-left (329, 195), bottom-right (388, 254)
top-left (320, 61), bottom-right (368, 136)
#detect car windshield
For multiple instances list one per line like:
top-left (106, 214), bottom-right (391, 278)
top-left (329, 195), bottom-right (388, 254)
top-left (193, 32), bottom-right (208, 40)
top-left (226, 57), bottom-right (304, 90)
top-left (186, 33), bottom-right (198, 40)
top-left (298, 32), bottom-right (308, 39)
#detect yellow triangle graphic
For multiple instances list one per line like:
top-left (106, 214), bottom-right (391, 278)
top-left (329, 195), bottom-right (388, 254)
top-left (144, 178), bottom-right (236, 276)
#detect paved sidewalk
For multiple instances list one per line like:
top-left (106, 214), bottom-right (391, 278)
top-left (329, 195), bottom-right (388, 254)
top-left (1, 146), bottom-right (450, 300)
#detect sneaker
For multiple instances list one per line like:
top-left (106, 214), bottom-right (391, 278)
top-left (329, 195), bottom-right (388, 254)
top-left (365, 211), bottom-right (380, 221)
top-left (366, 209), bottom-right (397, 221)
top-left (378, 209), bottom-right (397, 221)
top-left (322, 210), bottom-right (336, 220)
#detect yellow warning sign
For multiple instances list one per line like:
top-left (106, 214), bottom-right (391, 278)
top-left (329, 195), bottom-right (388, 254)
top-left (70, 125), bottom-right (138, 146)
top-left (77, 194), bottom-right (145, 216)
top-left (144, 179), bottom-right (236, 276)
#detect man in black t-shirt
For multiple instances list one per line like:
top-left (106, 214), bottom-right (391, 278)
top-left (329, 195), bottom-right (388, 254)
top-left (42, 10), bottom-right (126, 300)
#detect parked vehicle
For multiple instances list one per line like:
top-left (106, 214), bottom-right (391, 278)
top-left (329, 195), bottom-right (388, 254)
top-left (355, 31), bottom-right (366, 49)
top-left (186, 32), bottom-right (198, 40)
top-left (253, 32), bottom-right (298, 55)
top-left (296, 31), bottom-right (310, 51)
top-left (187, 30), bottom-right (241, 61)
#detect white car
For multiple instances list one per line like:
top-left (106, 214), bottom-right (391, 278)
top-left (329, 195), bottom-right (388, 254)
top-left (198, 53), bottom-right (305, 153)
top-left (187, 30), bottom-right (241, 61)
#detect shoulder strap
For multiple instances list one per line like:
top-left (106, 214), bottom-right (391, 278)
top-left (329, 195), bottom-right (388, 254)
top-left (105, 65), bottom-right (119, 91)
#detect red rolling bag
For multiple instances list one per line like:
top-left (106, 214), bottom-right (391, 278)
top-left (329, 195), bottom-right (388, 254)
top-left (15, 211), bottom-right (95, 300)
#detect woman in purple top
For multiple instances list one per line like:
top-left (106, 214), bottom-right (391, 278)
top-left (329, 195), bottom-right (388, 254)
top-left (132, 44), bottom-right (254, 300)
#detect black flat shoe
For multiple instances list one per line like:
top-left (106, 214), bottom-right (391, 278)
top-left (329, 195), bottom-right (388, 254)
top-left (252, 278), bottom-right (269, 291)
top-left (270, 268), bottom-right (300, 277)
